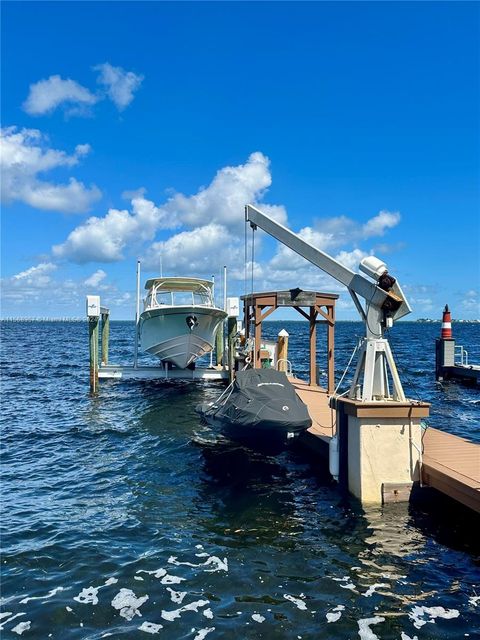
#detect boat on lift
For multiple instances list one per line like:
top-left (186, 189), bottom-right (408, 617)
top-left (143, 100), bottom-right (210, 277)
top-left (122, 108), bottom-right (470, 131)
top-left (139, 277), bottom-right (227, 369)
top-left (196, 368), bottom-right (312, 451)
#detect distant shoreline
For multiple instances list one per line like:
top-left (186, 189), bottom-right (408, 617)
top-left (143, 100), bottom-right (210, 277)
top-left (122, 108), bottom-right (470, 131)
top-left (1, 318), bottom-right (479, 324)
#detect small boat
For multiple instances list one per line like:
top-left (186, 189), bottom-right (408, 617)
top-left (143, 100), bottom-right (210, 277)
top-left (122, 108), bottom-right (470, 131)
top-left (139, 277), bottom-right (227, 369)
top-left (196, 368), bottom-right (312, 451)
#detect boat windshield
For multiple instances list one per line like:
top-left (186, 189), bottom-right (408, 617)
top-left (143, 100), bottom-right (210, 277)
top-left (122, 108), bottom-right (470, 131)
top-left (145, 287), bottom-right (213, 309)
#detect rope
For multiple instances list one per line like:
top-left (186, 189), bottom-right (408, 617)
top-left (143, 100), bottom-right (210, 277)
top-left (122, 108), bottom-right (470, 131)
top-left (334, 337), bottom-right (362, 395)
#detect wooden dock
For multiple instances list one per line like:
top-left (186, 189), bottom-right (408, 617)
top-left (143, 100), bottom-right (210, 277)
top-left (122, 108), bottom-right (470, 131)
top-left (422, 428), bottom-right (480, 513)
top-left (290, 378), bottom-right (480, 513)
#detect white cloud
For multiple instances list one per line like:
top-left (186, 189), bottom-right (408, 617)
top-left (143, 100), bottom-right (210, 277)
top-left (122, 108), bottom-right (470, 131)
top-left (362, 210), bottom-right (400, 238)
top-left (53, 195), bottom-right (175, 263)
top-left (0, 126), bottom-right (101, 213)
top-left (164, 151), bottom-right (285, 229)
top-left (2, 265), bottom-right (132, 314)
top-left (143, 223), bottom-right (240, 273)
top-left (23, 75), bottom-right (98, 116)
top-left (461, 289), bottom-right (479, 313)
top-left (53, 152), bottom-right (283, 264)
top-left (84, 269), bottom-right (107, 287)
top-left (94, 63), bottom-right (144, 110)
top-left (12, 262), bottom-right (57, 286)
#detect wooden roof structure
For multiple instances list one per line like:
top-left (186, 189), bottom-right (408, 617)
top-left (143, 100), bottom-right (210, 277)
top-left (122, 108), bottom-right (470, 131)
top-left (241, 289), bottom-right (338, 393)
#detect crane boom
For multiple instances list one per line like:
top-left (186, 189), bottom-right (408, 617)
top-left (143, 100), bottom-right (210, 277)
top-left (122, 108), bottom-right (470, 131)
top-left (245, 204), bottom-right (410, 324)
top-left (244, 203), bottom-right (410, 402)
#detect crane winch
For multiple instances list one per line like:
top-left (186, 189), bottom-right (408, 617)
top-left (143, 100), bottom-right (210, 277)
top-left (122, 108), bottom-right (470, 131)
top-left (245, 204), bottom-right (411, 402)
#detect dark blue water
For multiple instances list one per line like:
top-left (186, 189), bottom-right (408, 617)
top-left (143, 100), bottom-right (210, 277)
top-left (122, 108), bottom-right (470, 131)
top-left (1, 321), bottom-right (479, 639)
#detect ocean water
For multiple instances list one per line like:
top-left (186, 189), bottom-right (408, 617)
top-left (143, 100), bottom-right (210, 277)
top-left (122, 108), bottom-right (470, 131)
top-left (1, 320), bottom-right (479, 639)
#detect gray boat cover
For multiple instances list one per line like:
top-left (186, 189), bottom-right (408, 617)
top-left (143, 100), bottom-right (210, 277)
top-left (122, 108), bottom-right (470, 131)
top-left (212, 368), bottom-right (312, 433)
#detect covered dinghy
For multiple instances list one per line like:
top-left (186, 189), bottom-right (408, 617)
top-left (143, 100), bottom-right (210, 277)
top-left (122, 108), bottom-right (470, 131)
top-left (197, 368), bottom-right (312, 451)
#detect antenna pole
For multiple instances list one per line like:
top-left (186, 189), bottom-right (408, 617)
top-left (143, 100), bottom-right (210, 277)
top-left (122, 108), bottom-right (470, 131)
top-left (134, 259), bottom-right (141, 369)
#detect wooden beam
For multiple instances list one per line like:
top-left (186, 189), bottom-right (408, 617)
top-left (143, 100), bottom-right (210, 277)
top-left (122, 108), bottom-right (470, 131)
top-left (309, 308), bottom-right (317, 386)
top-left (259, 304), bottom-right (278, 323)
top-left (315, 304), bottom-right (333, 325)
top-left (293, 306), bottom-right (311, 322)
top-left (328, 305), bottom-right (335, 394)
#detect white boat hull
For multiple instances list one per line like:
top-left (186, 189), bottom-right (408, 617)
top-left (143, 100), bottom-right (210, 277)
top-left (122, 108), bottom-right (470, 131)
top-left (139, 306), bottom-right (227, 369)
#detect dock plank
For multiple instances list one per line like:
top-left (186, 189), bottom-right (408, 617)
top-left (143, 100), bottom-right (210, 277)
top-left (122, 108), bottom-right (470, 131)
top-left (289, 378), bottom-right (334, 439)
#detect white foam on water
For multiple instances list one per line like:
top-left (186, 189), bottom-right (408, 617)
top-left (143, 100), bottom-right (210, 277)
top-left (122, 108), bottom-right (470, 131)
top-left (136, 568), bottom-right (167, 579)
top-left (167, 588), bottom-right (187, 604)
top-left (0, 612), bottom-right (13, 621)
top-left (12, 621), bottom-right (31, 635)
top-left (203, 556), bottom-right (228, 573)
top-left (0, 613), bottom-right (26, 630)
top-left (283, 594), bottom-right (307, 611)
top-left (401, 633), bottom-right (419, 640)
top-left (468, 595), bottom-right (479, 607)
top-left (161, 599), bottom-right (209, 622)
top-left (20, 586), bottom-right (65, 604)
top-left (138, 621), bottom-right (163, 634)
top-left (326, 604), bottom-right (345, 623)
top-left (161, 574), bottom-right (186, 585)
top-left (168, 555), bottom-right (228, 573)
top-left (203, 608), bottom-right (213, 619)
top-left (73, 577), bottom-right (118, 606)
top-left (193, 627), bottom-right (215, 640)
top-left (111, 588), bottom-right (149, 621)
top-left (66, 607), bottom-right (73, 612)
top-left (73, 586), bottom-right (100, 605)
top-left (333, 576), bottom-right (356, 591)
top-left (252, 614), bottom-right (265, 623)
top-left (409, 605), bottom-right (460, 629)
top-left (195, 553), bottom-right (210, 558)
top-left (135, 576), bottom-right (144, 581)
top-left (357, 616), bottom-right (385, 640)
top-left (363, 583), bottom-right (390, 597)
top-left (195, 545), bottom-right (204, 550)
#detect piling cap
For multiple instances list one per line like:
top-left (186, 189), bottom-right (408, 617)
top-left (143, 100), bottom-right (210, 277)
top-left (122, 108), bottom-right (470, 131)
top-left (278, 329), bottom-right (289, 337)
top-left (441, 304), bottom-right (452, 339)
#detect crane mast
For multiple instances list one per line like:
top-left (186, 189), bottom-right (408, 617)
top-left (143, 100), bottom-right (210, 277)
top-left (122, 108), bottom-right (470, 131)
top-left (245, 204), bottom-right (410, 402)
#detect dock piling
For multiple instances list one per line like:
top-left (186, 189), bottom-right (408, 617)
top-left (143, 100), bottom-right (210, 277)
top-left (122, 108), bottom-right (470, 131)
top-left (101, 308), bottom-right (110, 366)
top-left (227, 316), bottom-right (237, 381)
top-left (86, 295), bottom-right (101, 393)
top-left (277, 329), bottom-right (289, 372)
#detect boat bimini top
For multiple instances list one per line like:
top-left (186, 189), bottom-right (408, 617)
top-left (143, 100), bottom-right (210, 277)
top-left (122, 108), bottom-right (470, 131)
top-left (143, 277), bottom-right (215, 310)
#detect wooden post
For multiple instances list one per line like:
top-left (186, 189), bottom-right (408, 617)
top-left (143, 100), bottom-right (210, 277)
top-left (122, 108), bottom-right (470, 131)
top-left (227, 316), bottom-right (237, 381)
top-left (254, 305), bottom-right (262, 369)
top-left (277, 329), bottom-right (289, 372)
top-left (215, 323), bottom-right (224, 366)
top-left (89, 316), bottom-right (99, 394)
top-left (101, 310), bottom-right (110, 366)
top-left (309, 308), bottom-right (317, 386)
top-left (327, 305), bottom-right (335, 394)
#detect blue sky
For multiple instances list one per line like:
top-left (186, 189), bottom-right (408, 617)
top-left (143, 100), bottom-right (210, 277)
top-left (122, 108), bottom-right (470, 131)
top-left (1, 1), bottom-right (479, 320)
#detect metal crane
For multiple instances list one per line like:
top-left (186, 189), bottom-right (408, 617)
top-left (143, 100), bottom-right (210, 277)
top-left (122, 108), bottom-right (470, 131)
top-left (245, 204), bottom-right (411, 402)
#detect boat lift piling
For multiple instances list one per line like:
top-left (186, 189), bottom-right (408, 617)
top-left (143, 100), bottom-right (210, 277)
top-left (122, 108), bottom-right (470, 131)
top-left (101, 307), bottom-right (110, 366)
top-left (133, 259), bottom-right (141, 369)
